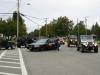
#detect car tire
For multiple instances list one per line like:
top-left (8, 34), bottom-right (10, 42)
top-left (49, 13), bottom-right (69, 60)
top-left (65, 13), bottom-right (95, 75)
top-left (81, 46), bottom-right (85, 53)
top-left (5, 46), bottom-right (9, 49)
top-left (94, 46), bottom-right (98, 53)
top-left (68, 44), bottom-right (70, 47)
top-left (77, 47), bottom-right (80, 51)
top-left (30, 49), bottom-right (33, 52)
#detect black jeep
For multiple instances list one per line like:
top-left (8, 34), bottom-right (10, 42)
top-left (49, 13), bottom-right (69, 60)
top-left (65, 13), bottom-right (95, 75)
top-left (67, 35), bottom-right (78, 47)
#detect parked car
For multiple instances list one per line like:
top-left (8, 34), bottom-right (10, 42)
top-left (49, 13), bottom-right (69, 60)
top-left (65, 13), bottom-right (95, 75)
top-left (17, 37), bottom-right (28, 48)
top-left (67, 35), bottom-right (78, 47)
top-left (0, 37), bottom-right (15, 50)
top-left (59, 38), bottom-right (65, 45)
top-left (28, 38), bottom-right (60, 51)
top-left (77, 35), bottom-right (98, 53)
top-left (26, 38), bottom-right (36, 49)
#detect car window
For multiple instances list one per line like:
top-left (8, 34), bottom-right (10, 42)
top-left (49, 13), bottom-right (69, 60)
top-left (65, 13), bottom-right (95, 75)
top-left (36, 39), bottom-right (47, 43)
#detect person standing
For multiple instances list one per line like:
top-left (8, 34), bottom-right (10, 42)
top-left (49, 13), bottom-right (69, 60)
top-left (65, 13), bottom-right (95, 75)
top-left (54, 38), bottom-right (60, 51)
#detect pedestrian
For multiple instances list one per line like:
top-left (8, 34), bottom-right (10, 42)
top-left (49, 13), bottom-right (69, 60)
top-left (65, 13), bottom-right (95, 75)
top-left (54, 38), bottom-right (60, 51)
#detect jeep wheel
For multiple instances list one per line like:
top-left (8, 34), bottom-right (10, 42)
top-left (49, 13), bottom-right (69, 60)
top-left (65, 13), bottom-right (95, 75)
top-left (81, 46), bottom-right (85, 53)
top-left (30, 49), bottom-right (33, 52)
top-left (77, 47), bottom-right (80, 51)
top-left (94, 46), bottom-right (98, 53)
top-left (5, 47), bottom-right (9, 49)
top-left (68, 44), bottom-right (70, 47)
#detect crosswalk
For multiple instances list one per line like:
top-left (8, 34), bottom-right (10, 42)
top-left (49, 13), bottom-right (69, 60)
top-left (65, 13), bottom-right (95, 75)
top-left (0, 48), bottom-right (28, 75)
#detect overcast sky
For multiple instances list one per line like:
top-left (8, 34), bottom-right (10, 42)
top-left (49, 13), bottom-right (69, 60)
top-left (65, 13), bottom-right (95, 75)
top-left (0, 0), bottom-right (100, 33)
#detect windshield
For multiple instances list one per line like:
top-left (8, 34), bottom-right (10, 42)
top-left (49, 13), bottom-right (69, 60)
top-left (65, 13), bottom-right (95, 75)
top-left (70, 35), bottom-right (77, 39)
top-left (36, 39), bottom-right (48, 43)
top-left (80, 35), bottom-right (94, 42)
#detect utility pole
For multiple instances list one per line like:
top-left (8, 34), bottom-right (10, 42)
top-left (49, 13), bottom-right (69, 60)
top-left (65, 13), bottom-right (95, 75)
top-left (45, 18), bottom-right (48, 37)
top-left (84, 17), bottom-right (88, 35)
top-left (77, 18), bottom-right (80, 43)
top-left (17, 0), bottom-right (20, 46)
top-left (38, 25), bottom-right (41, 39)
top-left (77, 18), bottom-right (79, 36)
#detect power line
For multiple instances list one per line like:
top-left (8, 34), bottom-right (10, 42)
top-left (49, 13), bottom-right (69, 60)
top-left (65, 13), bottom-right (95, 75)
top-left (20, 13), bottom-right (47, 21)
top-left (22, 14), bottom-right (41, 38)
top-left (0, 13), bottom-right (13, 14)
top-left (21, 14), bottom-right (40, 25)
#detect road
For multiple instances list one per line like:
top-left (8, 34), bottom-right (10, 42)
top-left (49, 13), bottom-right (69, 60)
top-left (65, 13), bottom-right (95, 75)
top-left (22, 45), bottom-right (100, 75)
top-left (0, 45), bottom-right (100, 75)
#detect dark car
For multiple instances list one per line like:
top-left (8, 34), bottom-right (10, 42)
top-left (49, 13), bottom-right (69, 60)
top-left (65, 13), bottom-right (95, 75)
top-left (77, 35), bottom-right (98, 53)
top-left (67, 35), bottom-right (78, 47)
top-left (28, 38), bottom-right (60, 51)
top-left (26, 38), bottom-right (36, 49)
top-left (0, 37), bottom-right (15, 50)
top-left (17, 37), bottom-right (26, 48)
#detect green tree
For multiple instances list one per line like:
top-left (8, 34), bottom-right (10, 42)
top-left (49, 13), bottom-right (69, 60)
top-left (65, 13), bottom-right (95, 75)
top-left (54, 16), bottom-right (74, 36)
top-left (12, 11), bottom-right (27, 36)
top-left (33, 29), bottom-right (39, 37)
top-left (91, 22), bottom-right (100, 38)
top-left (72, 21), bottom-right (86, 35)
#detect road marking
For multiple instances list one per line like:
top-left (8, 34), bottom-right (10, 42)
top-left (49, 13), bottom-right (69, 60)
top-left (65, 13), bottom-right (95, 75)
top-left (0, 50), bottom-right (7, 59)
top-left (0, 72), bottom-right (20, 75)
top-left (2, 57), bottom-right (20, 60)
top-left (19, 48), bottom-right (28, 75)
top-left (3, 56), bottom-right (19, 58)
top-left (0, 61), bottom-right (20, 64)
top-left (0, 65), bottom-right (21, 69)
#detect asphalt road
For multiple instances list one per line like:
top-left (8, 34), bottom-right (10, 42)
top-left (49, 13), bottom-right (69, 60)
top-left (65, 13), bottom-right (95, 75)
top-left (0, 45), bottom-right (100, 75)
top-left (21, 45), bottom-right (100, 75)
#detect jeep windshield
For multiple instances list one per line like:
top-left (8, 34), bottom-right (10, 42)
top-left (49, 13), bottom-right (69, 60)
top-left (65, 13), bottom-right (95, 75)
top-left (70, 35), bottom-right (77, 39)
top-left (80, 35), bottom-right (94, 42)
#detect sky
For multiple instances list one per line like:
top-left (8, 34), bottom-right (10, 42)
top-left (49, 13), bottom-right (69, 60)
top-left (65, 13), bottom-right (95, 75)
top-left (0, 0), bottom-right (100, 33)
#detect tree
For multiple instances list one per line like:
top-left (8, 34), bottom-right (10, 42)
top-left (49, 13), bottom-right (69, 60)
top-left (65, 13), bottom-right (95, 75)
top-left (39, 16), bottom-right (74, 37)
top-left (33, 29), bottom-right (39, 37)
top-left (71, 21), bottom-right (86, 35)
top-left (53, 16), bottom-right (74, 36)
top-left (91, 22), bottom-right (100, 38)
top-left (12, 11), bottom-right (27, 36)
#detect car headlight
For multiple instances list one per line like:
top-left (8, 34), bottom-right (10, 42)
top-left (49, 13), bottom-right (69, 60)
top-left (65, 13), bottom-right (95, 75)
top-left (82, 42), bottom-right (88, 46)
top-left (93, 43), bottom-right (97, 46)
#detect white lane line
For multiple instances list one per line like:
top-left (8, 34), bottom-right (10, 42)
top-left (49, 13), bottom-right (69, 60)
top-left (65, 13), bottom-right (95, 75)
top-left (6, 54), bottom-right (19, 55)
top-left (0, 65), bottom-right (21, 69)
top-left (0, 50), bottom-right (7, 59)
top-left (6, 54), bottom-right (19, 56)
top-left (19, 48), bottom-right (28, 75)
top-left (0, 72), bottom-right (20, 75)
top-left (2, 58), bottom-right (20, 61)
top-left (0, 61), bottom-right (20, 64)
top-left (3, 56), bottom-right (19, 58)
